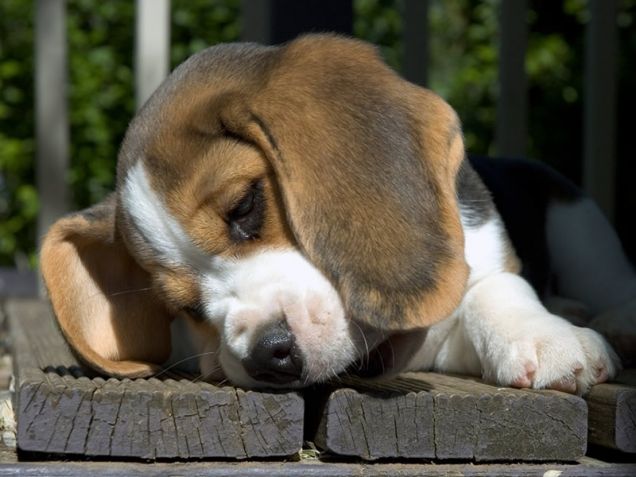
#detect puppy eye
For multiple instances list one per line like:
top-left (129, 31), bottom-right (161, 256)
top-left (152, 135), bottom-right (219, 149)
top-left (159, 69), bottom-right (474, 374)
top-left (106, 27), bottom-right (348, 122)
top-left (227, 181), bottom-right (264, 242)
top-left (229, 186), bottom-right (256, 220)
top-left (183, 304), bottom-right (206, 322)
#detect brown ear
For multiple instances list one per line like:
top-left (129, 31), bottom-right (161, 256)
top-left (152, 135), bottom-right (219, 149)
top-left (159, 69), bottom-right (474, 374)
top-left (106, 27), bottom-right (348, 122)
top-left (40, 194), bottom-right (172, 377)
top-left (219, 35), bottom-right (469, 331)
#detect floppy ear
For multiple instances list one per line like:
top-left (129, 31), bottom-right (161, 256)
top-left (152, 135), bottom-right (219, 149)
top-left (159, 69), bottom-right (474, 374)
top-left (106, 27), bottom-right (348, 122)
top-left (40, 194), bottom-right (172, 377)
top-left (219, 35), bottom-right (469, 331)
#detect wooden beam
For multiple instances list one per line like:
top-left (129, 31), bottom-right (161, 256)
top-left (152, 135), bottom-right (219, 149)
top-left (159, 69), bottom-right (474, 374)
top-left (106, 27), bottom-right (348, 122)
top-left (586, 373), bottom-right (636, 453)
top-left (314, 373), bottom-right (588, 461)
top-left (1, 459), bottom-right (636, 476)
top-left (35, 0), bottom-right (69, 249)
top-left (135, 0), bottom-right (171, 109)
top-left (9, 299), bottom-right (304, 459)
top-left (583, 0), bottom-right (618, 222)
top-left (495, 0), bottom-right (528, 158)
top-left (403, 0), bottom-right (429, 86)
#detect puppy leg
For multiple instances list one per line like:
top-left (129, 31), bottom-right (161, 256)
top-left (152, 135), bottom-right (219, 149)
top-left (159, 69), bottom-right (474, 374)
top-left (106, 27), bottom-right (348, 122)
top-left (547, 198), bottom-right (636, 366)
top-left (454, 272), bottom-right (618, 394)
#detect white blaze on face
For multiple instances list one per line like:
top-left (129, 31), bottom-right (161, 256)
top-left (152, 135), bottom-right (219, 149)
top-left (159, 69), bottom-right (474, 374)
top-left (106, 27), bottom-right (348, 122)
top-left (122, 161), bottom-right (355, 387)
top-left (200, 249), bottom-right (356, 387)
top-left (122, 161), bottom-right (220, 270)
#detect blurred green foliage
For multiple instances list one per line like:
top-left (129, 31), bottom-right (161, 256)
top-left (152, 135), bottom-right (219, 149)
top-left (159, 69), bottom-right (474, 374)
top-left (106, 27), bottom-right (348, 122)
top-left (0, 0), bottom-right (36, 268)
top-left (1, 0), bottom-right (635, 268)
top-left (0, 0), bottom-right (241, 268)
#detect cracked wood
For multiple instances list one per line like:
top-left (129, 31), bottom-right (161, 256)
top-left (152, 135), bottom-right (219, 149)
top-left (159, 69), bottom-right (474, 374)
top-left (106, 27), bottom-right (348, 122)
top-left (8, 299), bottom-right (304, 459)
top-left (314, 373), bottom-right (589, 461)
top-left (586, 378), bottom-right (636, 453)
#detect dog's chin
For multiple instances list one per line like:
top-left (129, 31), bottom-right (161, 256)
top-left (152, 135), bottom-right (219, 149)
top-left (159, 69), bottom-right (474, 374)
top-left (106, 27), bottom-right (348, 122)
top-left (215, 328), bottom-right (428, 389)
top-left (215, 346), bottom-right (303, 390)
top-left (346, 329), bottom-right (429, 380)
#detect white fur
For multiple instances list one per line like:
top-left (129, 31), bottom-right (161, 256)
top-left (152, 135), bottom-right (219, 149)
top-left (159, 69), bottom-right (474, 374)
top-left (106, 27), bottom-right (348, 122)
top-left (200, 250), bottom-right (355, 388)
top-left (122, 161), bottom-right (215, 270)
top-left (461, 213), bottom-right (507, 286)
top-left (124, 161), bottom-right (618, 393)
top-left (408, 213), bottom-right (619, 394)
top-left (123, 161), bottom-right (354, 388)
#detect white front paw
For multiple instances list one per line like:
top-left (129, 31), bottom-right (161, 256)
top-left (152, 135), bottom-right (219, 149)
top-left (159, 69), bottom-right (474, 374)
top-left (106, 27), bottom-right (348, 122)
top-left (481, 314), bottom-right (620, 395)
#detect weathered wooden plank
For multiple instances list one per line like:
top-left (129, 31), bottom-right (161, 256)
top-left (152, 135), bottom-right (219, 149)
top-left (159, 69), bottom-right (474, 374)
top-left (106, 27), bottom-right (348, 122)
top-left (61, 376), bottom-right (98, 456)
top-left (237, 387), bottom-right (305, 457)
top-left (7, 299), bottom-right (304, 459)
top-left (587, 381), bottom-right (636, 453)
top-left (315, 387), bottom-right (435, 460)
top-left (419, 373), bottom-right (588, 461)
top-left (314, 373), bottom-right (588, 461)
top-left (1, 460), bottom-right (636, 477)
top-left (196, 386), bottom-right (245, 458)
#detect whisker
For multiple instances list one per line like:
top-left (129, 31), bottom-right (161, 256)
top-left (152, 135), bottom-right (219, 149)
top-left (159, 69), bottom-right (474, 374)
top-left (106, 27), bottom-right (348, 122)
top-left (107, 287), bottom-right (154, 298)
top-left (351, 321), bottom-right (369, 359)
top-left (192, 366), bottom-right (224, 384)
top-left (387, 339), bottom-right (396, 371)
top-left (376, 335), bottom-right (387, 376)
top-left (85, 286), bottom-right (154, 301)
top-left (350, 321), bottom-right (371, 369)
top-left (151, 350), bottom-right (219, 379)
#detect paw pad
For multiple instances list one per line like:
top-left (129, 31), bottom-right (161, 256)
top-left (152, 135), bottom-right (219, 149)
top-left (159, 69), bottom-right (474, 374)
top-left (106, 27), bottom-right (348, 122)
top-left (511, 361), bottom-right (536, 388)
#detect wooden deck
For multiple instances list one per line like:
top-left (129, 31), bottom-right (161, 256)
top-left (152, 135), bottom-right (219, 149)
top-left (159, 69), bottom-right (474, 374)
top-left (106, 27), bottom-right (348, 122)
top-left (3, 298), bottom-right (636, 471)
top-left (315, 375), bottom-right (587, 461)
top-left (9, 300), bottom-right (303, 459)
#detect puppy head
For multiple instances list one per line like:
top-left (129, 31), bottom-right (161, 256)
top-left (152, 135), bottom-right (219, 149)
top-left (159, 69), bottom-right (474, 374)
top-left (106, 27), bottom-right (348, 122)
top-left (41, 34), bottom-right (468, 387)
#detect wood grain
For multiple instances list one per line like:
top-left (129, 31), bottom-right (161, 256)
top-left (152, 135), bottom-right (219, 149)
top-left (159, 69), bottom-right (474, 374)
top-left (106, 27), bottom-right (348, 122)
top-left (8, 297), bottom-right (636, 462)
top-left (7, 299), bottom-right (304, 459)
top-left (586, 381), bottom-right (636, 453)
top-left (1, 460), bottom-right (636, 477)
top-left (315, 373), bottom-right (588, 461)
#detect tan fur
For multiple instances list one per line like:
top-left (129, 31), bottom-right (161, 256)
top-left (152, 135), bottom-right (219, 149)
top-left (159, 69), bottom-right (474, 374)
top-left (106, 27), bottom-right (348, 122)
top-left (43, 34), bottom-right (475, 377)
top-left (40, 195), bottom-right (172, 378)
top-left (219, 35), bottom-right (469, 330)
top-left (146, 139), bottom-right (295, 259)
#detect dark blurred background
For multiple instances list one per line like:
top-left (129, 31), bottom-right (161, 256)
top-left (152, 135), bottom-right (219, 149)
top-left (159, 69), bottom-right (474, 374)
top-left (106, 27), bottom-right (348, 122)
top-left (0, 0), bottom-right (635, 277)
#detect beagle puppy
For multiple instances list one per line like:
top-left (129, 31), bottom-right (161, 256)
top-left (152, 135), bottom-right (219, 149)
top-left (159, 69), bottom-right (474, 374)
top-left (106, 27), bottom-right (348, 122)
top-left (41, 34), bottom-right (624, 395)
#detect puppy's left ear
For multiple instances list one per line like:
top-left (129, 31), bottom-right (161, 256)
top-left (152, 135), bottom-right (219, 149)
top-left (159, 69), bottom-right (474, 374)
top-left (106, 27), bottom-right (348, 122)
top-left (40, 194), bottom-right (173, 377)
top-left (220, 35), bottom-right (469, 331)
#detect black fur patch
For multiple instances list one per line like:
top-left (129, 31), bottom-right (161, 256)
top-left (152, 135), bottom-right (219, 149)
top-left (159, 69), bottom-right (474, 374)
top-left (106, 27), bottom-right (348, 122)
top-left (469, 155), bottom-right (583, 297)
top-left (456, 158), bottom-right (495, 228)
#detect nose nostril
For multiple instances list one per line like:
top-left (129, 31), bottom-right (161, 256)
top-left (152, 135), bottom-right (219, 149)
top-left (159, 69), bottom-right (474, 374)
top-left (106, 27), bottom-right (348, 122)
top-left (243, 320), bottom-right (304, 384)
top-left (272, 347), bottom-right (291, 360)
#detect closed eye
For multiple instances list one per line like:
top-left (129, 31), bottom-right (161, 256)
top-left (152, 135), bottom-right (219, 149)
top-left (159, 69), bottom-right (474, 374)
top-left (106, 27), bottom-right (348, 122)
top-left (227, 180), bottom-right (265, 242)
top-left (183, 303), bottom-right (207, 322)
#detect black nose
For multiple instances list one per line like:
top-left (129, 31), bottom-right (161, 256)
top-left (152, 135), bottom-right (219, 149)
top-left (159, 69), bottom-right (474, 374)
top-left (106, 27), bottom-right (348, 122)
top-left (242, 321), bottom-right (303, 384)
